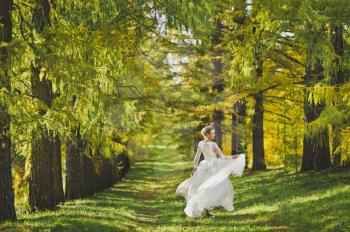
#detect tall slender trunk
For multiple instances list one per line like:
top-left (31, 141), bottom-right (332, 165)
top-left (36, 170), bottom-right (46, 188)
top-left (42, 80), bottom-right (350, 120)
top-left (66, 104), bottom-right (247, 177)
top-left (252, 92), bottom-right (266, 170)
top-left (330, 23), bottom-right (345, 167)
top-left (252, 43), bottom-right (266, 171)
top-left (212, 18), bottom-right (224, 148)
top-left (232, 101), bottom-right (246, 156)
top-left (0, 0), bottom-right (16, 221)
top-left (231, 0), bottom-right (247, 167)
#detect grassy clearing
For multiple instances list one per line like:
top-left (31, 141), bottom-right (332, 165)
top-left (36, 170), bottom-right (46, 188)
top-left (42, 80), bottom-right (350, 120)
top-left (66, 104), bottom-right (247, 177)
top-left (1, 143), bottom-right (350, 231)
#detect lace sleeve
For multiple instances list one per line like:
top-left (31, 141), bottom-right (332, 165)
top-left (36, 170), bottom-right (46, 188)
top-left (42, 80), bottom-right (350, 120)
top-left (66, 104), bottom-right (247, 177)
top-left (193, 141), bottom-right (202, 169)
top-left (213, 142), bottom-right (232, 159)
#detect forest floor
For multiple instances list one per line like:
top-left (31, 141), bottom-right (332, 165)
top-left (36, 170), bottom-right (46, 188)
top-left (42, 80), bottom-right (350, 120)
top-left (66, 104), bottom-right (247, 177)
top-left (1, 142), bottom-right (350, 232)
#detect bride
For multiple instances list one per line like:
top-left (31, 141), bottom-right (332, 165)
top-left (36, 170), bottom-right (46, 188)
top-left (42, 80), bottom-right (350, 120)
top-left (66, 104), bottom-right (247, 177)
top-left (175, 125), bottom-right (246, 218)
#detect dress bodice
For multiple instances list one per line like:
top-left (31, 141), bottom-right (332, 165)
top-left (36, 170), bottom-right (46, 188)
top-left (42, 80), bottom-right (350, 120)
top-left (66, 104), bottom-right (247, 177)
top-left (193, 140), bottom-right (232, 169)
top-left (199, 141), bottom-right (217, 160)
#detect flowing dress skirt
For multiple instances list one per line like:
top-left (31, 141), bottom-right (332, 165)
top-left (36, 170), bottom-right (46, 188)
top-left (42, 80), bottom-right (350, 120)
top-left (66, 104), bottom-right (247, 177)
top-left (175, 154), bottom-right (246, 218)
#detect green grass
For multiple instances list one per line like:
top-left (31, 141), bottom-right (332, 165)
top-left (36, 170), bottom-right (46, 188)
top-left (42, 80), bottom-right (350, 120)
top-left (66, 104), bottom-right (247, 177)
top-left (1, 144), bottom-right (350, 231)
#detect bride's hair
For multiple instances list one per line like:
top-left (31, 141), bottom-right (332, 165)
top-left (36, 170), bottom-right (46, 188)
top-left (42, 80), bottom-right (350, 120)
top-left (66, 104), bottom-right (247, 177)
top-left (201, 125), bottom-right (214, 138)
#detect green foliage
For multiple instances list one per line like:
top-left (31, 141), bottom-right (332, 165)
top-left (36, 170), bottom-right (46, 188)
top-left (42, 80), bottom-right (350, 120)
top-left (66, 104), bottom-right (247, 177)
top-left (4, 0), bottom-right (350, 219)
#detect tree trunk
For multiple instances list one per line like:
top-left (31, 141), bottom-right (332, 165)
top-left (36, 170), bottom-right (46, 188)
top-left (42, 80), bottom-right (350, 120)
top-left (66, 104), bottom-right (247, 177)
top-left (212, 17), bottom-right (224, 148)
top-left (52, 134), bottom-right (64, 204)
top-left (0, 0), bottom-right (17, 222)
top-left (231, 0), bottom-right (247, 167)
top-left (330, 23), bottom-right (345, 167)
top-left (29, 127), bottom-right (55, 210)
top-left (29, 60), bottom-right (57, 210)
top-left (81, 152), bottom-right (96, 197)
top-left (252, 92), bottom-right (266, 170)
top-left (115, 151), bottom-right (130, 180)
top-left (92, 156), bottom-right (104, 192)
top-left (332, 128), bottom-right (342, 167)
top-left (232, 101), bottom-right (246, 155)
top-left (29, 0), bottom-right (61, 211)
top-left (301, 126), bottom-right (315, 171)
top-left (213, 110), bottom-right (224, 148)
top-left (65, 128), bottom-right (83, 200)
top-left (93, 155), bottom-right (112, 191)
top-left (80, 142), bottom-right (97, 197)
top-left (301, 59), bottom-right (331, 171)
top-left (314, 127), bottom-right (331, 170)
top-left (252, 42), bottom-right (266, 171)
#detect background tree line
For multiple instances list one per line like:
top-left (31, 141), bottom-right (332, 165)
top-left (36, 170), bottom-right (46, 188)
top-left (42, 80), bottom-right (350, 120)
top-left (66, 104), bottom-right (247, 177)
top-left (0, 0), bottom-right (167, 222)
top-left (2, 0), bottom-right (350, 224)
top-left (147, 0), bottom-right (350, 174)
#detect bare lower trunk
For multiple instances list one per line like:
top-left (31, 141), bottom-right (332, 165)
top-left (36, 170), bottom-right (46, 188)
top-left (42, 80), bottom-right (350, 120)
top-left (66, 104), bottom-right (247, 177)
top-left (81, 151), bottom-right (96, 197)
top-left (29, 127), bottom-right (55, 210)
top-left (65, 128), bottom-right (83, 200)
top-left (52, 134), bottom-right (64, 204)
top-left (252, 44), bottom-right (266, 171)
top-left (0, 0), bottom-right (16, 221)
top-left (231, 101), bottom-right (246, 155)
top-left (232, 101), bottom-right (247, 168)
top-left (252, 92), bottom-right (266, 170)
top-left (0, 126), bottom-right (16, 221)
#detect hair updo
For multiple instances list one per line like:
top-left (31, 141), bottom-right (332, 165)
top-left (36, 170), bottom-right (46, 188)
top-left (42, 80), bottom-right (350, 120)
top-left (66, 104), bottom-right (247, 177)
top-left (201, 125), bottom-right (214, 138)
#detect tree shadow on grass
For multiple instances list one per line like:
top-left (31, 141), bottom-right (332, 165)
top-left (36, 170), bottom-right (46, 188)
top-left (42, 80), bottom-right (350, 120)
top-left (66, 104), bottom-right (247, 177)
top-left (153, 162), bottom-right (350, 231)
top-left (2, 156), bottom-right (162, 231)
top-left (4, 145), bottom-right (350, 232)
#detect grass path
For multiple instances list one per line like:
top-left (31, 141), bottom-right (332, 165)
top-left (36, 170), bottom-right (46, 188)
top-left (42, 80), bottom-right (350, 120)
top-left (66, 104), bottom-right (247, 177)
top-left (2, 143), bottom-right (350, 231)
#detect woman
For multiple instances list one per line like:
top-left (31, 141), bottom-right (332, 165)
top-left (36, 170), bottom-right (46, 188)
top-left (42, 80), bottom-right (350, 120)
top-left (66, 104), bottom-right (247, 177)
top-left (175, 125), bottom-right (246, 218)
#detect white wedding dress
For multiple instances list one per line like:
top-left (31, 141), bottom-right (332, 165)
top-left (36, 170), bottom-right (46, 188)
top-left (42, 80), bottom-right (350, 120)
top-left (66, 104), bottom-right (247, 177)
top-left (175, 140), bottom-right (246, 218)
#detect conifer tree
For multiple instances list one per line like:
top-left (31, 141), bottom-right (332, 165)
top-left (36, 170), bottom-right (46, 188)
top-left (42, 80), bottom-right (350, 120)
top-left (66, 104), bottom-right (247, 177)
top-left (0, 0), bottom-right (17, 221)
top-left (211, 14), bottom-right (225, 149)
top-left (231, 0), bottom-right (247, 157)
top-left (330, 22), bottom-right (346, 167)
top-left (29, 0), bottom-right (63, 210)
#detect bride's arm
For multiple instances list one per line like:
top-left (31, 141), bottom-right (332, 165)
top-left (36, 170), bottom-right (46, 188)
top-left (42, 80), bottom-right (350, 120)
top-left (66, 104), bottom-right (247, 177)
top-left (193, 142), bottom-right (202, 169)
top-left (213, 142), bottom-right (237, 159)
